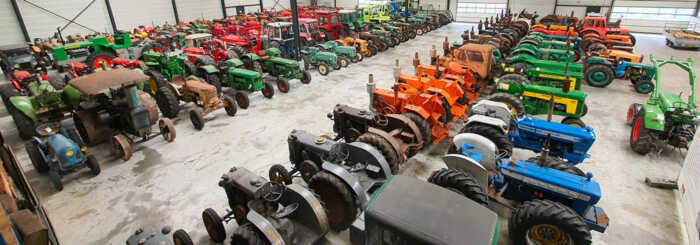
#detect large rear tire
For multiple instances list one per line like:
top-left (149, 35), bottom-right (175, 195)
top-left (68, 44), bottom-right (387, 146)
top-left (402, 112), bottom-right (432, 146)
top-left (25, 141), bottom-right (48, 173)
top-left (308, 171), bottom-right (357, 231)
top-left (10, 108), bottom-right (36, 140)
top-left (356, 132), bottom-right (400, 173)
top-left (630, 110), bottom-right (653, 155)
top-left (509, 199), bottom-right (592, 245)
top-left (155, 86), bottom-right (180, 118)
top-left (485, 93), bottom-right (526, 117)
top-left (584, 64), bottom-right (614, 88)
top-left (526, 156), bottom-right (585, 177)
top-left (427, 168), bottom-right (488, 205)
top-left (456, 124), bottom-right (512, 158)
top-left (85, 51), bottom-right (116, 72)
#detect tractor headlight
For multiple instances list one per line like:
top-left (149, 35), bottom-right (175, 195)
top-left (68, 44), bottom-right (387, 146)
top-left (81, 146), bottom-right (87, 152)
top-left (65, 150), bottom-right (74, 157)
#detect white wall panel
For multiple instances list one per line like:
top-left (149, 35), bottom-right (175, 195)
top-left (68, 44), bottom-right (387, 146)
top-left (510, 0), bottom-right (555, 21)
top-left (111, 0), bottom-right (175, 30)
top-left (455, 0), bottom-right (507, 23)
top-left (18, 0), bottom-right (112, 40)
top-left (557, 0), bottom-right (611, 6)
top-left (0, 0), bottom-right (25, 45)
top-left (177, 0), bottom-right (222, 22)
top-left (615, 0), bottom-right (695, 8)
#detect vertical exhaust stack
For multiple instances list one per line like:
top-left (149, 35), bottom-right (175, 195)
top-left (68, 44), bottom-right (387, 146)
top-left (413, 52), bottom-right (420, 68)
top-left (430, 45), bottom-right (437, 65)
top-left (393, 59), bottom-right (401, 83)
top-left (443, 36), bottom-right (450, 56)
top-left (367, 74), bottom-right (375, 111)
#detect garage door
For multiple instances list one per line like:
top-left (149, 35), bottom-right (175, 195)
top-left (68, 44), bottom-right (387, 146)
top-left (611, 0), bottom-right (697, 33)
top-left (455, 0), bottom-right (507, 23)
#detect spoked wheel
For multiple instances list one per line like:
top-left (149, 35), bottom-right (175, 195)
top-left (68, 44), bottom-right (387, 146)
top-left (111, 134), bottom-right (132, 161)
top-left (159, 118), bottom-right (176, 142)
top-left (308, 171), bottom-right (357, 231)
top-left (222, 95), bottom-right (237, 117)
top-left (190, 108), bottom-right (205, 130)
top-left (509, 199), bottom-right (591, 245)
top-left (202, 208), bottom-right (226, 243)
top-left (276, 77), bottom-right (290, 93)
top-left (268, 164), bottom-right (292, 184)
top-left (261, 82), bottom-right (275, 98)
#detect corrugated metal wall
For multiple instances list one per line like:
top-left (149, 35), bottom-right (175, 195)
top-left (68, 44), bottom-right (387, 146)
top-left (111, 0), bottom-right (176, 31)
top-left (177, 0), bottom-right (222, 22)
top-left (0, 1), bottom-right (25, 45)
top-left (18, 0), bottom-right (112, 40)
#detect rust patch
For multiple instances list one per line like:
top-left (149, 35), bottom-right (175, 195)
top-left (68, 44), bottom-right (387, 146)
top-left (69, 69), bottom-right (148, 95)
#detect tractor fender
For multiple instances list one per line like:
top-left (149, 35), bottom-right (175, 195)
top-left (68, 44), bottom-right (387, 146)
top-left (242, 53), bottom-right (260, 61)
top-left (164, 82), bottom-right (182, 97)
top-left (585, 57), bottom-right (612, 66)
top-left (9, 96), bottom-right (37, 121)
top-left (197, 65), bottom-right (219, 74)
top-left (321, 162), bottom-right (370, 207)
top-left (465, 115), bottom-right (509, 134)
top-left (510, 47), bottom-right (536, 57)
top-left (640, 104), bottom-right (665, 131)
top-left (281, 184), bottom-right (329, 234)
top-left (246, 210), bottom-right (286, 245)
top-left (62, 85), bottom-right (83, 109)
top-left (403, 105), bottom-right (430, 121)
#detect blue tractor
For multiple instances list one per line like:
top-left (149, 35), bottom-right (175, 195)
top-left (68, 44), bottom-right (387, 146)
top-left (459, 99), bottom-right (595, 168)
top-left (430, 132), bottom-right (608, 245)
top-left (24, 123), bottom-right (100, 191)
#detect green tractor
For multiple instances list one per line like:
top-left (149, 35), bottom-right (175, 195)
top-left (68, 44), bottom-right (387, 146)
top-left (367, 29), bottom-right (396, 48)
top-left (7, 81), bottom-right (79, 139)
top-left (259, 48), bottom-right (312, 89)
top-left (583, 56), bottom-right (655, 94)
top-left (491, 73), bottom-right (589, 127)
top-left (374, 22), bottom-right (405, 43)
top-left (627, 57), bottom-right (697, 155)
top-left (510, 44), bottom-right (578, 63)
top-left (361, 6), bottom-right (392, 22)
top-left (316, 41), bottom-right (362, 67)
top-left (215, 58), bottom-right (273, 109)
top-left (389, 21), bottom-right (417, 39)
top-left (300, 47), bottom-right (339, 76)
top-left (50, 32), bottom-right (136, 71)
top-left (405, 17), bottom-right (429, 35)
top-left (504, 54), bottom-right (584, 91)
top-left (339, 9), bottom-right (369, 34)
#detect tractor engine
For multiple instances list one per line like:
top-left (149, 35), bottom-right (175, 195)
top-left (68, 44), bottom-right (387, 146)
top-left (667, 123), bottom-right (696, 148)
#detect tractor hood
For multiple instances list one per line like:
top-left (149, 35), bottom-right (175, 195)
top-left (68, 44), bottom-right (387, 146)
top-left (228, 67), bottom-right (261, 79)
top-left (47, 133), bottom-right (85, 167)
top-left (269, 57), bottom-right (298, 67)
top-left (499, 160), bottom-right (601, 204)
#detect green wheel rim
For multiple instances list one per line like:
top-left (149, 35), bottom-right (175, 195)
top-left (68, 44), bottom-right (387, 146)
top-left (638, 83), bottom-right (652, 93)
top-left (588, 71), bottom-right (608, 86)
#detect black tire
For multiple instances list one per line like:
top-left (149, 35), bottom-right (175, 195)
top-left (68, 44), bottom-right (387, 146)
top-left (512, 62), bottom-right (529, 74)
top-left (10, 108), bottom-right (36, 140)
top-left (626, 103), bottom-right (642, 126)
top-left (252, 61), bottom-right (263, 74)
top-left (85, 51), bottom-right (116, 72)
top-left (184, 61), bottom-right (197, 76)
top-left (205, 73), bottom-right (222, 94)
top-left (338, 58), bottom-right (349, 68)
top-left (308, 171), bottom-right (357, 231)
top-left (0, 83), bottom-right (19, 111)
top-left (402, 112), bottom-right (432, 147)
top-left (86, 155), bottom-right (100, 175)
top-left (428, 168), bottom-right (488, 205)
top-left (202, 208), bottom-right (226, 243)
top-left (261, 82), bottom-right (275, 98)
top-left (276, 77), bottom-right (290, 93)
top-left (318, 63), bottom-right (330, 75)
top-left (25, 141), bottom-right (48, 173)
top-left (352, 52), bottom-right (362, 63)
top-left (49, 169), bottom-right (63, 191)
top-left (301, 70), bottom-right (312, 84)
top-left (485, 93), bottom-right (526, 117)
top-left (233, 91), bottom-right (250, 109)
top-left (231, 45), bottom-right (249, 57)
top-left (561, 117), bottom-right (586, 128)
top-left (498, 73), bottom-right (530, 87)
top-left (268, 164), bottom-right (292, 185)
top-left (439, 97), bottom-right (452, 123)
top-left (368, 44), bottom-right (378, 56)
top-left (630, 110), bottom-right (653, 155)
top-left (222, 95), bottom-right (237, 117)
top-left (146, 71), bottom-right (168, 95)
top-left (356, 132), bottom-right (400, 173)
top-left (526, 156), bottom-right (585, 177)
top-left (509, 199), bottom-right (592, 245)
top-left (626, 34), bottom-right (636, 46)
top-left (458, 124), bottom-right (512, 158)
top-left (190, 108), bottom-right (205, 130)
top-left (634, 79), bottom-right (654, 94)
top-left (47, 73), bottom-right (67, 89)
top-left (155, 86), bottom-right (181, 118)
top-left (584, 64), bottom-right (614, 88)
top-left (195, 55), bottom-right (215, 67)
top-left (231, 223), bottom-right (267, 245)
top-left (172, 229), bottom-right (194, 245)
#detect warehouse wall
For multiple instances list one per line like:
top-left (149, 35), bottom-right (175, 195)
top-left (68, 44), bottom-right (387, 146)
top-left (177, 0), bottom-right (223, 22)
top-left (0, 1), bottom-right (25, 45)
top-left (611, 0), bottom-right (697, 33)
top-left (17, 0), bottom-right (112, 40)
top-left (510, 0), bottom-right (555, 21)
top-left (111, 0), bottom-right (176, 30)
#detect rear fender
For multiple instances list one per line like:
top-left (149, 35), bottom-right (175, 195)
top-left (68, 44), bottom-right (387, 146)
top-left (198, 65), bottom-right (219, 74)
top-left (641, 104), bottom-right (665, 131)
top-left (465, 115), bottom-right (509, 134)
top-left (9, 96), bottom-right (37, 121)
top-left (242, 53), bottom-right (260, 61)
top-left (321, 162), bottom-right (369, 206)
top-left (246, 211), bottom-right (287, 245)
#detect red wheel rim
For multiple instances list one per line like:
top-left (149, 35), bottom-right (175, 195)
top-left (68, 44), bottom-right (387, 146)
top-left (93, 56), bottom-right (113, 69)
top-left (279, 81), bottom-right (286, 91)
top-left (627, 108), bottom-right (634, 123)
top-left (203, 215), bottom-right (218, 239)
top-left (633, 117), bottom-right (642, 141)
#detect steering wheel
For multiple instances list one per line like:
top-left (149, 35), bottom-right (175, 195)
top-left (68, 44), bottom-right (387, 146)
top-left (272, 203), bottom-right (299, 219)
top-left (257, 181), bottom-right (285, 202)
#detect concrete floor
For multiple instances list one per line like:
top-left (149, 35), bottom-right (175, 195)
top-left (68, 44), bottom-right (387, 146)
top-left (1, 23), bottom-right (698, 245)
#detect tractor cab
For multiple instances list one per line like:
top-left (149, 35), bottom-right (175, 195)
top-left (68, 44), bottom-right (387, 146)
top-left (451, 43), bottom-right (495, 81)
top-left (315, 10), bottom-right (344, 40)
top-left (0, 44), bottom-right (43, 79)
top-left (299, 18), bottom-right (325, 43)
top-left (580, 15), bottom-right (630, 36)
top-left (263, 22), bottom-right (298, 59)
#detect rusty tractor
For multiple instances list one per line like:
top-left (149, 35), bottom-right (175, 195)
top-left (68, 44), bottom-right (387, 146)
top-left (161, 75), bottom-right (238, 130)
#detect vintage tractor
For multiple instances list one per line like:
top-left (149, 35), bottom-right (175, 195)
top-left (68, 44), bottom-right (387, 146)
top-left (181, 33), bottom-right (235, 65)
top-left (200, 166), bottom-right (329, 244)
top-left (390, 21), bottom-right (417, 39)
top-left (336, 37), bottom-right (377, 57)
top-left (504, 54), bottom-right (584, 90)
top-left (300, 47), bottom-right (339, 75)
top-left (68, 69), bottom-right (177, 161)
top-left (50, 32), bottom-right (150, 71)
top-left (492, 73), bottom-right (589, 127)
top-left (126, 227), bottom-right (193, 245)
top-left (263, 22), bottom-right (299, 59)
top-left (316, 41), bottom-right (362, 66)
top-left (298, 18), bottom-right (327, 47)
top-left (216, 58), bottom-right (273, 109)
top-left (162, 75), bottom-right (237, 130)
top-left (315, 10), bottom-right (348, 41)
top-left (539, 11), bottom-right (579, 26)
top-left (584, 51), bottom-right (655, 93)
top-left (0, 44), bottom-right (55, 108)
top-left (430, 133), bottom-right (608, 245)
top-left (339, 9), bottom-right (369, 35)
top-left (259, 48), bottom-right (312, 87)
top-left (368, 29), bottom-right (396, 48)
top-left (25, 123), bottom-right (100, 191)
top-left (358, 32), bottom-right (388, 52)
top-left (579, 15), bottom-right (635, 45)
top-left (627, 57), bottom-right (698, 155)
top-left (372, 23), bottom-right (404, 44)
top-left (8, 79), bottom-right (74, 139)
top-left (218, 29), bottom-right (266, 73)
top-left (511, 44), bottom-right (578, 63)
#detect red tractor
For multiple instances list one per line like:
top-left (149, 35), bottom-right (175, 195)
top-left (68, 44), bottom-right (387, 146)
top-left (579, 15), bottom-right (635, 45)
top-left (299, 18), bottom-right (327, 47)
top-left (314, 10), bottom-right (348, 40)
top-left (228, 21), bottom-right (261, 36)
top-left (219, 29), bottom-right (263, 57)
top-left (182, 33), bottom-right (234, 65)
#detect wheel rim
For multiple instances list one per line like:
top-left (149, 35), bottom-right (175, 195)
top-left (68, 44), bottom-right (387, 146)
top-left (633, 117), bottom-right (642, 141)
top-left (278, 80), bottom-right (286, 91)
top-left (627, 107), bottom-right (634, 123)
top-left (92, 56), bottom-right (113, 69)
top-left (236, 94), bottom-right (247, 107)
top-left (319, 66), bottom-right (327, 74)
top-left (148, 77), bottom-right (158, 94)
top-left (314, 185), bottom-right (346, 227)
top-left (525, 224), bottom-right (573, 245)
top-left (263, 87), bottom-right (272, 97)
top-left (203, 214), bottom-right (219, 240)
top-left (270, 170), bottom-right (284, 184)
top-left (638, 83), bottom-right (652, 93)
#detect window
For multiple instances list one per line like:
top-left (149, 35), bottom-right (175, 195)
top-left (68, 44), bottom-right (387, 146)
top-left (456, 2), bottom-right (506, 15)
top-left (611, 7), bottom-right (695, 21)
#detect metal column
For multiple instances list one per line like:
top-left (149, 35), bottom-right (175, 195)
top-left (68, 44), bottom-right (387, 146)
top-left (260, 0), bottom-right (264, 11)
top-left (171, 0), bottom-right (180, 23)
top-left (105, 0), bottom-right (118, 32)
top-left (290, 0), bottom-right (302, 60)
top-left (9, 0), bottom-right (30, 42)
top-left (221, 0), bottom-right (227, 18)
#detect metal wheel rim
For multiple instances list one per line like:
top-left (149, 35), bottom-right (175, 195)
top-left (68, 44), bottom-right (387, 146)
top-left (525, 224), bottom-right (573, 245)
top-left (314, 185), bottom-right (346, 226)
top-left (203, 213), bottom-right (220, 240)
top-left (633, 117), bottom-right (642, 141)
top-left (270, 169), bottom-right (285, 184)
top-left (637, 83), bottom-right (652, 93)
top-left (590, 71), bottom-right (607, 84)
